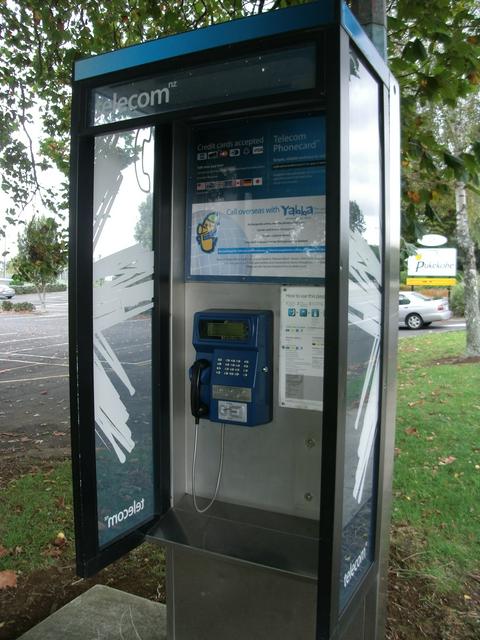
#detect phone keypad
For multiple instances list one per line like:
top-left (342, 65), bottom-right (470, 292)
top-left (215, 357), bottom-right (250, 378)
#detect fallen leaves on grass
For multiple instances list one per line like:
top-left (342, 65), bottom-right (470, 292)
top-left (0, 570), bottom-right (17, 589)
top-left (0, 545), bottom-right (8, 558)
top-left (439, 455), bottom-right (456, 465)
top-left (42, 532), bottom-right (68, 558)
top-left (407, 400), bottom-right (425, 407)
top-left (405, 427), bottom-right (419, 436)
top-left (53, 532), bottom-right (66, 547)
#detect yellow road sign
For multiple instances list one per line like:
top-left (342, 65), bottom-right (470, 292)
top-left (406, 278), bottom-right (457, 286)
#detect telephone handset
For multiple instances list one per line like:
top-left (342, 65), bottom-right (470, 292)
top-left (190, 358), bottom-right (210, 424)
top-left (189, 309), bottom-right (273, 427)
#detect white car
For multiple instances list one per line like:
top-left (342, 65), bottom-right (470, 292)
top-left (399, 292), bottom-right (452, 329)
top-left (0, 283), bottom-right (15, 299)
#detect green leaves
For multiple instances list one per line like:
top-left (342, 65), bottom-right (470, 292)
top-left (402, 38), bottom-right (428, 62)
top-left (389, 0), bottom-right (480, 242)
top-left (472, 142), bottom-right (480, 164)
top-left (0, 0), bottom-right (479, 247)
top-left (11, 216), bottom-right (68, 289)
top-left (444, 152), bottom-right (466, 178)
top-left (1, 0), bottom-right (279, 225)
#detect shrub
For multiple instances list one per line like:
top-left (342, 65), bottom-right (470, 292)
top-left (450, 283), bottom-right (465, 316)
top-left (1, 300), bottom-right (14, 311)
top-left (450, 277), bottom-right (480, 317)
top-left (13, 283), bottom-right (67, 295)
top-left (13, 302), bottom-right (36, 313)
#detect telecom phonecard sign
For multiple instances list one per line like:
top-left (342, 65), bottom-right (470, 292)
top-left (187, 115), bottom-right (326, 281)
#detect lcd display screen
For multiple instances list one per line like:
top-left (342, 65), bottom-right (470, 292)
top-left (199, 320), bottom-right (249, 341)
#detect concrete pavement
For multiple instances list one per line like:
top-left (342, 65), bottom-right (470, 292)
top-left (18, 585), bottom-right (167, 640)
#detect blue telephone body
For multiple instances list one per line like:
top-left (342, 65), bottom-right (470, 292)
top-left (190, 309), bottom-right (273, 426)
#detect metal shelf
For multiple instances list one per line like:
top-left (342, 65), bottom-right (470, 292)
top-left (147, 495), bottom-right (320, 579)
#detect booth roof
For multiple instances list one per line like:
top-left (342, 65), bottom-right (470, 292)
top-left (73, 1), bottom-right (389, 85)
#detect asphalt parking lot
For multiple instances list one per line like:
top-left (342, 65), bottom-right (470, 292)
top-left (0, 292), bottom-right (70, 460)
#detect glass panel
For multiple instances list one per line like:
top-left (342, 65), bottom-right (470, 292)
top-left (339, 52), bottom-right (383, 611)
top-left (92, 127), bottom-right (155, 547)
top-left (91, 44), bottom-right (316, 126)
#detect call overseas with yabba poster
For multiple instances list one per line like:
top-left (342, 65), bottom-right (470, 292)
top-left (188, 116), bottom-right (326, 280)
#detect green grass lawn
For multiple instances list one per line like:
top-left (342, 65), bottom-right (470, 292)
top-left (394, 331), bottom-right (480, 593)
top-left (0, 461), bottom-right (75, 573)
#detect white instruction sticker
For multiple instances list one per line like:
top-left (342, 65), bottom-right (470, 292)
top-left (218, 401), bottom-right (248, 423)
top-left (279, 286), bottom-right (325, 411)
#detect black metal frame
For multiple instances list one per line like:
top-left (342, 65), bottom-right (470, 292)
top-left (69, 10), bottom-right (397, 637)
top-left (316, 28), bottom-right (395, 639)
top-left (69, 119), bottom-right (173, 577)
top-left (153, 125), bottom-right (173, 519)
top-left (316, 25), bottom-right (350, 639)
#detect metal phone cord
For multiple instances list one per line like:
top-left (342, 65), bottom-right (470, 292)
top-left (192, 421), bottom-right (225, 514)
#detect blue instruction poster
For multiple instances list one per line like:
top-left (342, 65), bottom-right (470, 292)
top-left (187, 115), bottom-right (326, 281)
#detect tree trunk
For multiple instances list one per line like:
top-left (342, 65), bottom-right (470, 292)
top-left (455, 182), bottom-right (480, 356)
top-left (36, 285), bottom-right (47, 312)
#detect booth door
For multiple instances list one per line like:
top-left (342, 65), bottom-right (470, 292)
top-left (71, 125), bottom-right (169, 576)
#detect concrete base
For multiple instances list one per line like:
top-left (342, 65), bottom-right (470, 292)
top-left (18, 585), bottom-right (167, 640)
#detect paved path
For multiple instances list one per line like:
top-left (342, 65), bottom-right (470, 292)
top-left (398, 317), bottom-right (466, 337)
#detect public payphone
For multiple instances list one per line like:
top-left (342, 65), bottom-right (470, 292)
top-left (69, 3), bottom-right (399, 639)
top-left (190, 310), bottom-right (273, 426)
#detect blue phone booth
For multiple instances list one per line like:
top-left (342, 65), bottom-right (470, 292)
top-left (69, 2), bottom-right (400, 638)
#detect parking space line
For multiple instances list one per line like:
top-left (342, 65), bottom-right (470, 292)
top-left (0, 363), bottom-right (37, 375)
top-left (0, 342), bottom-right (69, 354)
top-left (0, 373), bottom-right (69, 384)
top-left (0, 357), bottom-right (68, 368)
top-left (0, 334), bottom-right (63, 345)
top-left (0, 314), bottom-right (67, 321)
top-left (0, 352), bottom-right (67, 361)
